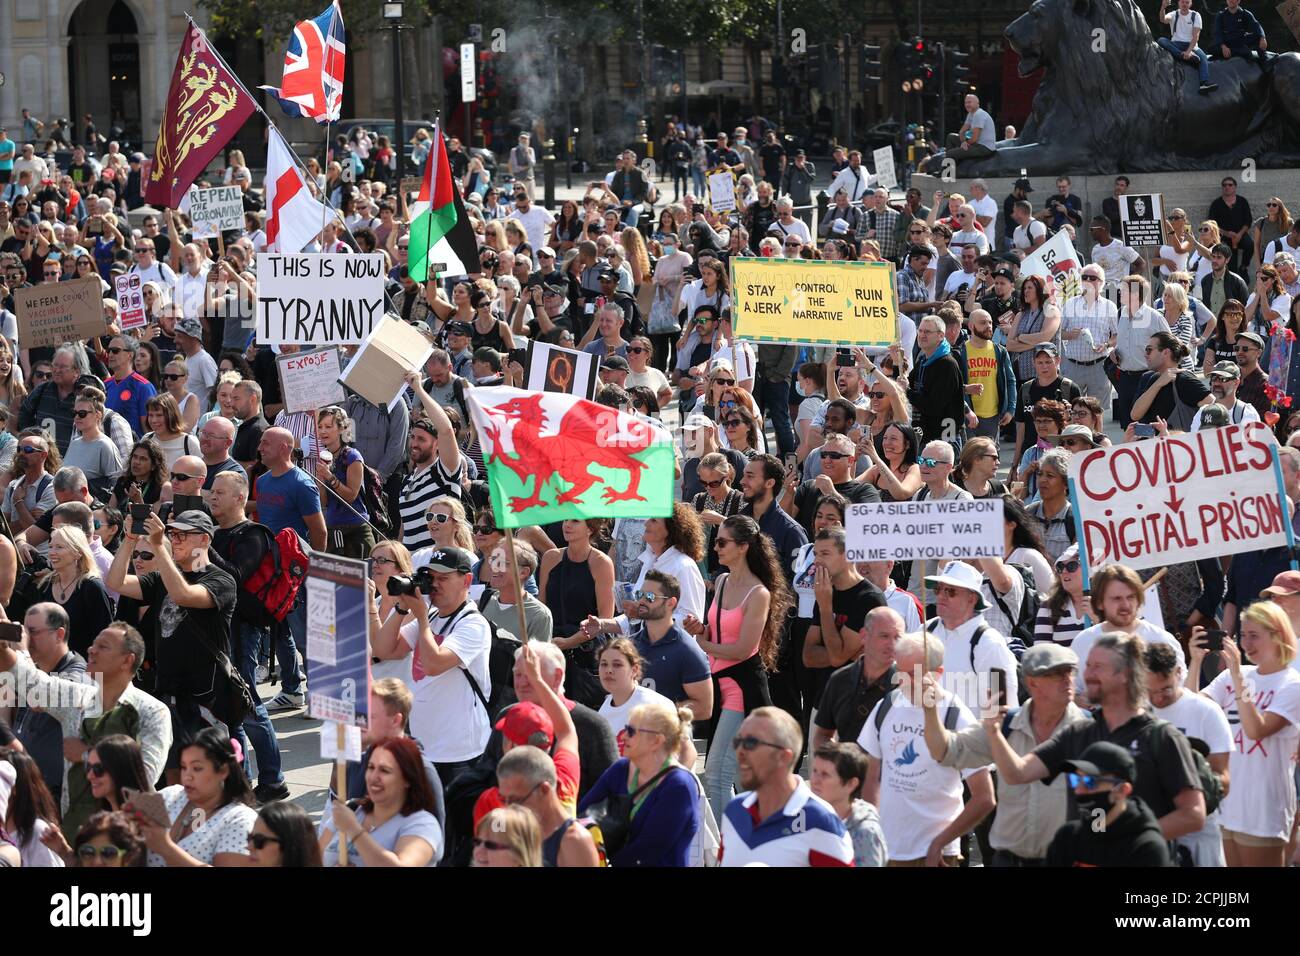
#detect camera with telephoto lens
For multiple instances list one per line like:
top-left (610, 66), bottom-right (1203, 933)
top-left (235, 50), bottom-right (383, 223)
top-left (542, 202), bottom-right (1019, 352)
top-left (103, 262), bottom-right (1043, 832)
top-left (387, 567), bottom-right (435, 596)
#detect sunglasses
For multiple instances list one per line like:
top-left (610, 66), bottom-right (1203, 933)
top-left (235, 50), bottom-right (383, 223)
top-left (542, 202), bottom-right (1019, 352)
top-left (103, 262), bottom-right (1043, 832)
top-left (634, 590), bottom-right (661, 603)
top-left (713, 378), bottom-right (735, 388)
top-left (628, 347), bottom-right (648, 354)
top-left (723, 419), bottom-right (744, 428)
top-left (86, 762), bottom-right (107, 777)
top-left (165, 529), bottom-right (201, 539)
top-left (715, 536), bottom-right (736, 547)
top-left (18, 444), bottom-right (45, 453)
top-left (164, 373), bottom-right (185, 381)
top-left (1056, 560), bottom-right (1081, 573)
top-left (917, 456), bottom-right (946, 468)
top-left (473, 524), bottom-right (498, 534)
top-left (1199, 227), bottom-right (1213, 232)
top-left (1234, 346), bottom-right (1259, 353)
top-left (135, 550), bottom-right (156, 561)
top-left (77, 845), bottom-right (129, 862)
top-left (73, 409), bottom-right (93, 418)
top-left (247, 834), bottom-right (283, 850)
top-left (935, 585), bottom-right (970, 598)
top-left (1081, 275), bottom-right (1102, 283)
top-left (473, 837), bottom-right (512, 852)
top-left (425, 512), bottom-right (451, 524)
top-left (1068, 772), bottom-right (1121, 790)
top-left (170, 472), bottom-right (198, 482)
top-left (869, 391), bottom-right (887, 400)
top-left (731, 735), bottom-right (785, 752)
top-left (702, 478), bottom-right (725, 489)
top-left (821, 450), bottom-right (851, 460)
top-left (1268, 203), bottom-right (1280, 209)
top-left (624, 724), bottom-right (664, 739)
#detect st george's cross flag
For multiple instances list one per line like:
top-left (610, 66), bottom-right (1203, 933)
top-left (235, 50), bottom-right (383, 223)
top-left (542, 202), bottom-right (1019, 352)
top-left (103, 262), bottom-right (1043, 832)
top-left (406, 122), bottom-right (480, 281)
top-left (264, 129), bottom-right (330, 253)
top-left (260, 1), bottom-right (346, 123)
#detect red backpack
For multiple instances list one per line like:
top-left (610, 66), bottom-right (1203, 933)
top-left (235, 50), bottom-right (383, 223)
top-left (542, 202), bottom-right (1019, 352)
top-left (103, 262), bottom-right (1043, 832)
top-left (239, 525), bottom-right (310, 627)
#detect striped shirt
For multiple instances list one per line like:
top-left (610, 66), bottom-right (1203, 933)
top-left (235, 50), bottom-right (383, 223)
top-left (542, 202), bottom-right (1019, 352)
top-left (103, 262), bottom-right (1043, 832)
top-left (1059, 295), bottom-right (1118, 362)
top-left (719, 781), bottom-right (853, 867)
top-left (1033, 602), bottom-right (1089, 648)
top-left (399, 457), bottom-right (465, 550)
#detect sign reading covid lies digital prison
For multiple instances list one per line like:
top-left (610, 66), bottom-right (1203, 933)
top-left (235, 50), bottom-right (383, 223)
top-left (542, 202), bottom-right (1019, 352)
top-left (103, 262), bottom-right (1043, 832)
top-left (1068, 422), bottom-right (1295, 586)
top-left (731, 257), bottom-right (898, 348)
top-left (256, 253), bottom-right (386, 345)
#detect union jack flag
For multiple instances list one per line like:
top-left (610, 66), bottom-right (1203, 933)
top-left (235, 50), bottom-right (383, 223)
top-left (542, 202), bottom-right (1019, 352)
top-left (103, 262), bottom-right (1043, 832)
top-left (260, 1), bottom-right (346, 124)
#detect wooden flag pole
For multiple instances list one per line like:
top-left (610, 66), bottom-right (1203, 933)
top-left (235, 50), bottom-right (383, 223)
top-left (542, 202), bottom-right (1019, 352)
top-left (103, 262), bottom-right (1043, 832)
top-left (502, 526), bottom-right (531, 644)
top-left (335, 720), bottom-right (348, 867)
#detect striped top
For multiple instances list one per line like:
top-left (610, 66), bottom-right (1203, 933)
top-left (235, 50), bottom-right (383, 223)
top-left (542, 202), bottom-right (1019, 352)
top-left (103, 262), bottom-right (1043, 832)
top-left (399, 457), bottom-right (465, 550)
top-left (1032, 601), bottom-right (1090, 648)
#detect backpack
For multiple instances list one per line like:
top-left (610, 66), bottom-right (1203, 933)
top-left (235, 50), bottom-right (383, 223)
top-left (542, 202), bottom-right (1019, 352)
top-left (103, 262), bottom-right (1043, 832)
top-left (468, 588), bottom-right (522, 715)
top-left (927, 617), bottom-right (1030, 705)
top-left (358, 462), bottom-right (394, 540)
top-left (987, 562), bottom-right (1042, 655)
top-left (236, 524), bottom-right (310, 627)
top-left (873, 690), bottom-right (963, 734)
top-left (1184, 735), bottom-right (1225, 816)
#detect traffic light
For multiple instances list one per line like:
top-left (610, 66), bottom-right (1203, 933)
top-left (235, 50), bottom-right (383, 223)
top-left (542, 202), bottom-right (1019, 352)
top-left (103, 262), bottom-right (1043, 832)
top-left (916, 39), bottom-right (935, 86)
top-left (858, 44), bottom-right (882, 87)
top-left (895, 40), bottom-right (918, 87)
top-left (947, 48), bottom-right (973, 92)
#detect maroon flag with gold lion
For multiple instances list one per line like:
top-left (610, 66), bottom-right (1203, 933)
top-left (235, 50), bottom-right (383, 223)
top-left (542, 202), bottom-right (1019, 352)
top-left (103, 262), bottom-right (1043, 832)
top-left (145, 20), bottom-right (256, 208)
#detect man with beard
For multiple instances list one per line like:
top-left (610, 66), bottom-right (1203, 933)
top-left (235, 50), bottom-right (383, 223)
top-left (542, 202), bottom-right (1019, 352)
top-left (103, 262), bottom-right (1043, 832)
top-left (981, 631), bottom-right (1206, 844)
top-left (960, 309), bottom-right (1016, 440)
top-left (1191, 361), bottom-right (1260, 429)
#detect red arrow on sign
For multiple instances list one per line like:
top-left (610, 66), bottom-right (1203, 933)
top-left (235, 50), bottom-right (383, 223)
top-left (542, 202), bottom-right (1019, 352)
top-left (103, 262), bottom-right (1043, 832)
top-left (1165, 485), bottom-right (1184, 513)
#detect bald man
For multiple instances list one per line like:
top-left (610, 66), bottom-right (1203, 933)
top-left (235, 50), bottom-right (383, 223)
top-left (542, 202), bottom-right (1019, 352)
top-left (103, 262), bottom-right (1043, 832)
top-left (164, 455), bottom-right (209, 515)
top-left (197, 416), bottom-right (247, 492)
top-left (253, 426), bottom-right (326, 551)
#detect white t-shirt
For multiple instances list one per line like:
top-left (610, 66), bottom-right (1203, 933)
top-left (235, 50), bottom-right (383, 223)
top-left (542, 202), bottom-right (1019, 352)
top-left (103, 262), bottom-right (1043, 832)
top-left (1156, 243), bottom-right (1188, 278)
top-left (1206, 665), bottom-right (1300, 839)
top-left (1153, 689), bottom-right (1235, 835)
top-left (1071, 619), bottom-right (1186, 692)
top-left (1165, 9), bottom-right (1202, 44)
top-left (513, 205), bottom-right (556, 254)
top-left (1245, 291), bottom-right (1292, 323)
top-left (943, 268), bottom-right (980, 298)
top-left (1009, 547), bottom-right (1054, 599)
top-left (1013, 219), bottom-right (1047, 251)
top-left (950, 228), bottom-right (989, 257)
top-left (1090, 238), bottom-right (1140, 285)
top-left (1263, 234), bottom-right (1300, 265)
top-left (859, 690), bottom-right (984, 861)
top-left (626, 366), bottom-right (670, 397)
top-left (401, 603), bottom-right (493, 762)
top-left (969, 194), bottom-right (999, 235)
top-left (599, 684), bottom-right (675, 755)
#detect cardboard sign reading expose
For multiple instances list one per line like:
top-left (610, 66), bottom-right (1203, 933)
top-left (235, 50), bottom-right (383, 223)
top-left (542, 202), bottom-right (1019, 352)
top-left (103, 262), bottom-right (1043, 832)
top-left (1067, 422), bottom-right (1290, 576)
top-left (339, 317), bottom-right (433, 410)
top-left (188, 184), bottom-right (244, 237)
top-left (256, 253), bottom-right (386, 345)
top-left (114, 272), bottom-right (147, 331)
top-left (16, 276), bottom-right (106, 348)
top-left (276, 346), bottom-right (346, 415)
top-left (845, 498), bottom-right (1005, 562)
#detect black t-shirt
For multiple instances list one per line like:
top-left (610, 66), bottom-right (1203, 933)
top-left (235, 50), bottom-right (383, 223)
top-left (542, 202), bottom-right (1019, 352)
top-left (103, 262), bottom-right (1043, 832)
top-left (35, 577), bottom-right (114, 657)
top-left (252, 348), bottom-right (283, 407)
top-left (758, 143), bottom-right (786, 179)
top-left (137, 564), bottom-right (237, 698)
top-left (793, 478), bottom-right (880, 538)
top-left (1135, 371), bottom-right (1211, 424)
top-left (1045, 798), bottom-right (1172, 867)
top-left (802, 578), bottom-right (886, 711)
top-left (232, 413), bottom-right (269, 465)
top-left (1016, 376), bottom-right (1082, 448)
top-left (1032, 710), bottom-right (1201, 820)
top-left (814, 661), bottom-right (896, 746)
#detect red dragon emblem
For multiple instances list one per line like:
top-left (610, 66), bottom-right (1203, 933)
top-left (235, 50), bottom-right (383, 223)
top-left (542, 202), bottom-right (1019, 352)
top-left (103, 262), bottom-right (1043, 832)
top-left (482, 394), bottom-right (657, 514)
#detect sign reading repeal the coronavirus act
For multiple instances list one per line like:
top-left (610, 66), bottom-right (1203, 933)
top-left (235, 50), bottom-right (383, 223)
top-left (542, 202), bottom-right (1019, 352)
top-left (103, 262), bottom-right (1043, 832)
top-left (1068, 422), bottom-right (1291, 576)
top-left (16, 276), bottom-right (106, 349)
top-left (845, 498), bottom-right (1005, 562)
top-left (188, 185), bottom-right (245, 237)
top-left (305, 551), bottom-right (370, 728)
top-left (276, 346), bottom-right (346, 415)
top-left (256, 253), bottom-right (386, 345)
top-left (1119, 193), bottom-right (1164, 248)
top-left (731, 257), bottom-right (898, 348)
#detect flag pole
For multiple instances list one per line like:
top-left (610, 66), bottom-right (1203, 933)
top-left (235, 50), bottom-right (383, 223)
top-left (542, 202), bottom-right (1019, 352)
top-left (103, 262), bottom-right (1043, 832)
top-left (319, 1), bottom-right (340, 242)
top-left (502, 527), bottom-right (532, 645)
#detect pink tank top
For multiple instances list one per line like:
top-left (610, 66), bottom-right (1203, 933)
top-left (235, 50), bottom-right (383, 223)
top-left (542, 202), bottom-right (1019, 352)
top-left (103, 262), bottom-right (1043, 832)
top-left (710, 578), bottom-right (762, 712)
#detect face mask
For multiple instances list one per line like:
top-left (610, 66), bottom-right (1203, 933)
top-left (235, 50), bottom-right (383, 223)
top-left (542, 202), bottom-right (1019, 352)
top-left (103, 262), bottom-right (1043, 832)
top-left (794, 380), bottom-right (806, 398)
top-left (1074, 789), bottom-right (1113, 823)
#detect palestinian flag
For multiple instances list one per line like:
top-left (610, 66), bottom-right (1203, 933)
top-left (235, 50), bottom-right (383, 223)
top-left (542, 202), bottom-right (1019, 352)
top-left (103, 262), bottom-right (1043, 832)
top-left (466, 386), bottom-right (675, 528)
top-left (407, 122), bottom-right (478, 281)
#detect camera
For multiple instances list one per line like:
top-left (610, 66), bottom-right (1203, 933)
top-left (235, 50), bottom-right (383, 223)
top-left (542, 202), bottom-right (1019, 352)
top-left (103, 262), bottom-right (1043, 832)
top-left (387, 567), bottom-right (435, 596)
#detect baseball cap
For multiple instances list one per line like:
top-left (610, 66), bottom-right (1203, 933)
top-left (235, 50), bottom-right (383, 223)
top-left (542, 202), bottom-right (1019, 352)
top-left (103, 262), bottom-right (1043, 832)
top-left (1197, 403), bottom-right (1230, 429)
top-left (175, 317), bottom-right (203, 339)
top-left (1261, 570), bottom-right (1300, 598)
top-left (495, 702), bottom-right (555, 749)
top-left (1209, 361), bottom-right (1241, 379)
top-left (130, 152), bottom-right (145, 163)
top-left (1061, 741), bottom-right (1137, 784)
top-left (1046, 423), bottom-right (1099, 447)
top-left (683, 414), bottom-right (716, 432)
top-left (166, 510), bottom-right (215, 536)
top-left (543, 280), bottom-right (568, 297)
top-left (538, 246), bottom-right (556, 258)
top-left (423, 546), bottom-right (475, 574)
top-left (923, 560), bottom-right (988, 610)
top-left (1033, 341), bottom-right (1059, 357)
top-left (600, 354), bottom-right (630, 371)
top-left (445, 320), bottom-right (473, 337)
top-left (1236, 331), bottom-right (1265, 350)
top-left (1013, 177), bottom-right (1033, 193)
top-left (597, 266), bottom-right (618, 282)
top-left (992, 266), bottom-right (1016, 282)
top-left (1022, 642), bottom-right (1078, 677)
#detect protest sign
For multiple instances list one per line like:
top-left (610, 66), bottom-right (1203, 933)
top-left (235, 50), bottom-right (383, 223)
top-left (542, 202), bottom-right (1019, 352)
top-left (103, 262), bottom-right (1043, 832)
top-left (276, 346), bottom-right (346, 415)
top-left (1020, 228), bottom-right (1083, 304)
top-left (845, 498), bottom-right (1005, 562)
top-left (1119, 193), bottom-right (1164, 247)
top-left (114, 272), bottom-right (147, 331)
top-left (872, 146), bottom-right (898, 192)
top-left (708, 169), bottom-right (736, 213)
top-left (188, 185), bottom-right (244, 237)
top-left (1278, 0), bottom-right (1300, 44)
top-left (256, 253), bottom-right (386, 345)
top-left (305, 551), bottom-right (370, 728)
top-left (16, 276), bottom-right (106, 348)
top-left (524, 340), bottom-right (601, 400)
top-left (339, 316), bottom-right (434, 410)
top-left (731, 257), bottom-right (898, 348)
top-left (1067, 422), bottom-right (1292, 581)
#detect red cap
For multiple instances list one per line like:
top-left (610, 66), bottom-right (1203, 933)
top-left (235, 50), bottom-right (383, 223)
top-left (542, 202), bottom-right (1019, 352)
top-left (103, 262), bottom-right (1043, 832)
top-left (1261, 570), bottom-right (1300, 598)
top-left (494, 702), bottom-right (554, 748)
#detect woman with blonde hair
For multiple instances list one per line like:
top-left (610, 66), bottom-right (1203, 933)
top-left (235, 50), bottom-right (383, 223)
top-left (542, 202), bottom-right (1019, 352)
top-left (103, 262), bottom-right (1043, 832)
top-left (36, 525), bottom-right (113, 657)
top-left (367, 538), bottom-right (416, 683)
top-left (482, 219), bottom-right (508, 253)
top-left (1187, 220), bottom-right (1221, 285)
top-left (1159, 282), bottom-right (1197, 370)
top-left (316, 405), bottom-right (374, 558)
top-left (620, 227), bottom-right (651, 291)
top-left (0, 335), bottom-right (26, 418)
top-left (1253, 198), bottom-right (1294, 272)
top-left (222, 149), bottom-right (249, 187)
top-left (504, 219), bottom-right (528, 257)
top-left (472, 806), bottom-right (542, 867)
top-left (1193, 600), bottom-right (1300, 867)
top-left (161, 357), bottom-right (201, 432)
top-left (413, 496), bottom-right (473, 564)
top-left (578, 696), bottom-right (702, 867)
top-left (955, 435), bottom-right (1006, 499)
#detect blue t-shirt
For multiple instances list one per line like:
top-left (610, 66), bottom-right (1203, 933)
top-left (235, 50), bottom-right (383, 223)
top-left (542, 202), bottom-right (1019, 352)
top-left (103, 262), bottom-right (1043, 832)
top-left (631, 621), bottom-right (711, 703)
top-left (93, 236), bottom-right (117, 281)
top-left (255, 467), bottom-right (321, 538)
top-left (0, 138), bottom-right (15, 171)
top-left (103, 372), bottom-right (156, 435)
top-left (322, 446), bottom-right (368, 528)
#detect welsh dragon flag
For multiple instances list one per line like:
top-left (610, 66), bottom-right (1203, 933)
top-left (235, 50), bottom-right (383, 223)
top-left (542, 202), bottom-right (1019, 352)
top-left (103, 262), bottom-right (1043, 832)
top-left (466, 386), bottom-right (675, 528)
top-left (407, 122), bottom-right (476, 281)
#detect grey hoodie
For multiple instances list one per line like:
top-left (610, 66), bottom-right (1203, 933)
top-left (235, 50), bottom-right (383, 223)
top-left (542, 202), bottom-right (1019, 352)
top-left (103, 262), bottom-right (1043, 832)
top-left (845, 799), bottom-right (888, 867)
